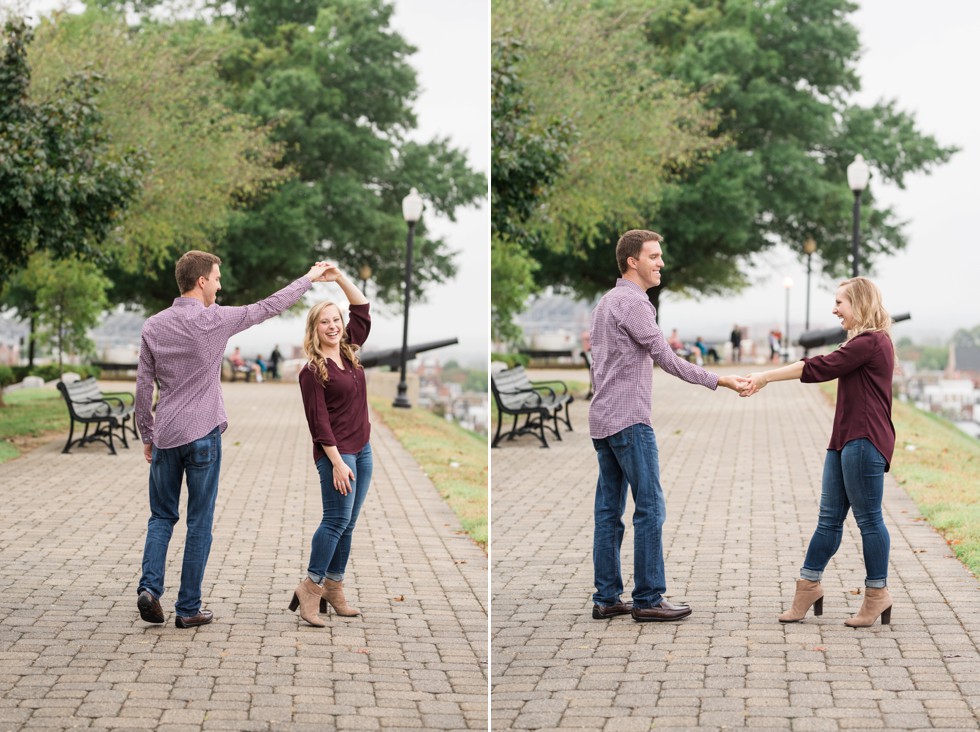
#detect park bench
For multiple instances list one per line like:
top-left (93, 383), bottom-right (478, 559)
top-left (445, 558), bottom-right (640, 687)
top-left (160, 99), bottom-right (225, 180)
top-left (490, 366), bottom-right (573, 448)
top-left (56, 377), bottom-right (139, 455)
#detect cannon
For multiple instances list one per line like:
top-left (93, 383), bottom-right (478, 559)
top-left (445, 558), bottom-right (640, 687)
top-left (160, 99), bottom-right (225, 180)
top-left (796, 313), bottom-right (910, 350)
top-left (358, 337), bottom-right (459, 370)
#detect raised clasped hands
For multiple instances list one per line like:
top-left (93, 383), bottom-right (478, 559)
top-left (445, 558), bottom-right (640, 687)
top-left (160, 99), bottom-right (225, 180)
top-left (307, 261), bottom-right (342, 283)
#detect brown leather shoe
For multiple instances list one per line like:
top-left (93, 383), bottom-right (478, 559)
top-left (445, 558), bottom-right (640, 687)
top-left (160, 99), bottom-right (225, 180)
top-left (174, 609), bottom-right (214, 628)
top-left (137, 590), bottom-right (165, 624)
top-left (631, 599), bottom-right (692, 622)
top-left (592, 601), bottom-right (633, 619)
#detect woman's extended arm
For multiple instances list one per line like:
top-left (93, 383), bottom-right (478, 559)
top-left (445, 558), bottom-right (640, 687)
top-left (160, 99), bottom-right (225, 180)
top-left (742, 360), bottom-right (805, 397)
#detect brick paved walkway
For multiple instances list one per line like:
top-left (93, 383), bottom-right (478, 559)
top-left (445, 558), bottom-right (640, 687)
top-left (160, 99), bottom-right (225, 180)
top-left (492, 367), bottom-right (980, 730)
top-left (0, 382), bottom-right (487, 731)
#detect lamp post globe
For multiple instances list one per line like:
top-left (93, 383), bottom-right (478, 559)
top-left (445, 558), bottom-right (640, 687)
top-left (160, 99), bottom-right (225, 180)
top-left (847, 154), bottom-right (870, 278)
top-left (358, 263), bottom-right (372, 294)
top-left (393, 187), bottom-right (423, 409)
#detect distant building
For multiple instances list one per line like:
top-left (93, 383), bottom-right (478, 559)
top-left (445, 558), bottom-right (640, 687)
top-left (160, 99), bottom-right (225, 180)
top-left (947, 344), bottom-right (980, 380)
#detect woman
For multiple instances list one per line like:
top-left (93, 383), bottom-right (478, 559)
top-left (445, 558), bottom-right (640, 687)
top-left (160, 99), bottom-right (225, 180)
top-left (744, 277), bottom-right (895, 627)
top-left (289, 264), bottom-right (372, 627)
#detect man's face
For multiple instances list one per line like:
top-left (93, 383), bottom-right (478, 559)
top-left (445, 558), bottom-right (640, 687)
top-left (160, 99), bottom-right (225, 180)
top-left (201, 264), bottom-right (221, 306)
top-left (630, 239), bottom-right (664, 289)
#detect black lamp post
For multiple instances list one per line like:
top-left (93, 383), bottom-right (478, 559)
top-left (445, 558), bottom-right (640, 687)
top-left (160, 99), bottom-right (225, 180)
top-left (783, 276), bottom-right (793, 363)
top-left (393, 187), bottom-right (423, 409)
top-left (847, 154), bottom-right (870, 278)
top-left (803, 237), bottom-right (816, 357)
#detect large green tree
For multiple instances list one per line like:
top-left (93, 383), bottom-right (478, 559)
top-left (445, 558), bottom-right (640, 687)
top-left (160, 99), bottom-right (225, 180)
top-left (529, 0), bottom-right (957, 309)
top-left (491, 0), bottom-right (725, 338)
top-left (0, 17), bottom-right (145, 291)
top-left (205, 0), bottom-right (486, 308)
top-left (490, 38), bottom-right (571, 343)
top-left (27, 9), bottom-right (288, 307)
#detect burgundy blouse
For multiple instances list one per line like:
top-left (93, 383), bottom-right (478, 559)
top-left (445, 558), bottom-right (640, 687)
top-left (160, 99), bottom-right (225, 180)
top-left (801, 330), bottom-right (895, 470)
top-left (299, 303), bottom-right (371, 461)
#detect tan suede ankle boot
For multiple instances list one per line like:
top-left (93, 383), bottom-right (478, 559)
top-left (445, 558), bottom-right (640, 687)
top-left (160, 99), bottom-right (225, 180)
top-left (288, 577), bottom-right (326, 627)
top-left (778, 579), bottom-right (824, 623)
top-left (844, 587), bottom-right (892, 627)
top-left (319, 578), bottom-right (361, 617)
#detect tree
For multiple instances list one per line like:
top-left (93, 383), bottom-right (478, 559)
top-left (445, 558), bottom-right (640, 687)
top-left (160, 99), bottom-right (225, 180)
top-left (27, 9), bottom-right (288, 309)
top-left (490, 37), bottom-right (571, 344)
top-left (0, 17), bottom-right (145, 292)
top-left (491, 0), bottom-right (724, 331)
top-left (952, 326), bottom-right (980, 348)
top-left (23, 252), bottom-right (109, 373)
top-left (631, 0), bottom-right (956, 310)
top-left (203, 0), bottom-right (486, 309)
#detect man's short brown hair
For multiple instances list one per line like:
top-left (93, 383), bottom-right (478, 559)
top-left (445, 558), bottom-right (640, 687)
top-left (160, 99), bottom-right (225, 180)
top-left (615, 229), bottom-right (663, 275)
top-left (175, 250), bottom-right (222, 294)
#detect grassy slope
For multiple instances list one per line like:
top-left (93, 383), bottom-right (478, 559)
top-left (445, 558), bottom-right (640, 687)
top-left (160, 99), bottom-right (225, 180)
top-left (369, 396), bottom-right (488, 551)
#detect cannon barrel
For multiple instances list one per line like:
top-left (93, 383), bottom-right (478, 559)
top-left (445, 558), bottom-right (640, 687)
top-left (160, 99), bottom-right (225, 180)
top-left (796, 313), bottom-right (910, 350)
top-left (358, 337), bottom-right (459, 369)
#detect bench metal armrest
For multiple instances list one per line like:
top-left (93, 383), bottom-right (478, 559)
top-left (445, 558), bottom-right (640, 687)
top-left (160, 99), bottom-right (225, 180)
top-left (101, 390), bottom-right (135, 405)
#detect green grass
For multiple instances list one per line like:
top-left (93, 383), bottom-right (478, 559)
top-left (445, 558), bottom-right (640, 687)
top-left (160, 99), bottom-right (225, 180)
top-left (369, 396), bottom-right (488, 551)
top-left (0, 389), bottom-right (69, 464)
top-left (819, 383), bottom-right (980, 576)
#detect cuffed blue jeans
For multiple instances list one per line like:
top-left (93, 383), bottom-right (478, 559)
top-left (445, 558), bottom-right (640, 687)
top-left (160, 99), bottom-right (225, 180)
top-left (592, 424), bottom-right (667, 609)
top-left (801, 438), bottom-right (890, 588)
top-left (138, 427), bottom-right (221, 617)
top-left (308, 443), bottom-right (373, 583)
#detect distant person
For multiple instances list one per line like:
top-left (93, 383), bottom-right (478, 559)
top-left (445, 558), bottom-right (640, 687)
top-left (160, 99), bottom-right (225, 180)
top-left (269, 345), bottom-right (283, 380)
top-left (229, 346), bottom-right (263, 382)
top-left (667, 329), bottom-right (695, 362)
top-left (291, 265), bottom-right (373, 627)
top-left (255, 354), bottom-right (268, 376)
top-left (134, 250), bottom-right (330, 628)
top-left (588, 229), bottom-right (749, 623)
top-left (742, 277), bottom-right (896, 627)
top-left (694, 336), bottom-right (720, 364)
top-left (769, 330), bottom-right (781, 363)
top-left (730, 324), bottom-right (742, 363)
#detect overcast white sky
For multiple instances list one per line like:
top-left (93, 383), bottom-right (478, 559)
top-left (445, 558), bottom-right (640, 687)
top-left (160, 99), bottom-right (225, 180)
top-left (660, 0), bottom-right (980, 345)
top-left (14, 0), bottom-right (490, 367)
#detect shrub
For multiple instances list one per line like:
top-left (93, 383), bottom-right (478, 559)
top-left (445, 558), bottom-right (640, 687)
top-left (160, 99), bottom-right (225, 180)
top-left (490, 351), bottom-right (529, 369)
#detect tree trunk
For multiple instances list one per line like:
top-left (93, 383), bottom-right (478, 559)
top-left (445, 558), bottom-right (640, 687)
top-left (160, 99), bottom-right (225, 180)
top-left (28, 313), bottom-right (36, 368)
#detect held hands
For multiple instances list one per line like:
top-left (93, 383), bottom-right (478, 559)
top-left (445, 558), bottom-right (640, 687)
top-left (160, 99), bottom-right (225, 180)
top-left (738, 372), bottom-right (768, 397)
top-left (307, 261), bottom-right (344, 283)
top-left (718, 374), bottom-right (752, 395)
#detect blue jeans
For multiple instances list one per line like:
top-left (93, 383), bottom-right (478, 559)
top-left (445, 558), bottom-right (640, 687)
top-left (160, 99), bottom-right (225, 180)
top-left (138, 427), bottom-right (221, 616)
top-left (592, 424), bottom-right (667, 609)
top-left (801, 438), bottom-right (890, 588)
top-left (308, 443), bottom-right (373, 583)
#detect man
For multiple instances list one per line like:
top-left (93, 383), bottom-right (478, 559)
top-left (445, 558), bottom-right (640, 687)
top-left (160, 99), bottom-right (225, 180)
top-left (135, 251), bottom-right (330, 628)
top-left (730, 324), bottom-right (742, 363)
top-left (589, 230), bottom-right (747, 622)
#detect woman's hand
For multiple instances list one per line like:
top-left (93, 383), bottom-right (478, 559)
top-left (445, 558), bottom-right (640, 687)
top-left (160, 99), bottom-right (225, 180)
top-left (741, 372), bottom-right (768, 397)
top-left (332, 462), bottom-right (355, 495)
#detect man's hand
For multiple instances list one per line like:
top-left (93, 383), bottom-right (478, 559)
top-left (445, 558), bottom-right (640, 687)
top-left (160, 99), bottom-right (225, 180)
top-left (143, 443), bottom-right (153, 463)
top-left (306, 261), bottom-right (339, 282)
top-left (739, 372), bottom-right (768, 397)
top-left (718, 374), bottom-right (751, 394)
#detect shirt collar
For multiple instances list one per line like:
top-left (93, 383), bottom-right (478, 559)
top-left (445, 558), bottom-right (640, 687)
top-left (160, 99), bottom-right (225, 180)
top-left (615, 278), bottom-right (647, 295)
top-left (172, 296), bottom-right (206, 309)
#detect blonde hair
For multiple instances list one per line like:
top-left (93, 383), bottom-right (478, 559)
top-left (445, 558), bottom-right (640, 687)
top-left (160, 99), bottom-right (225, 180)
top-left (838, 277), bottom-right (891, 342)
top-left (303, 301), bottom-right (361, 384)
